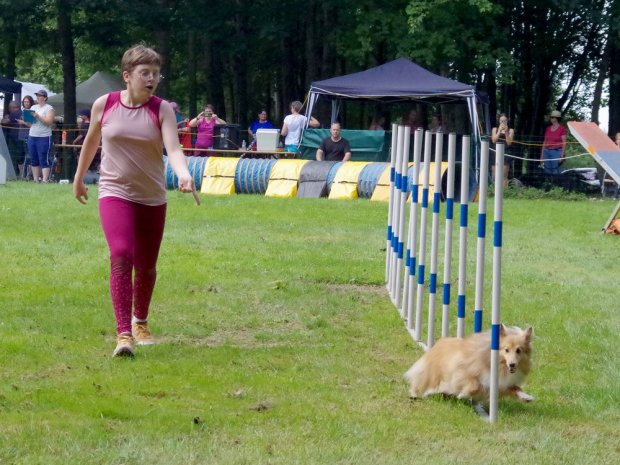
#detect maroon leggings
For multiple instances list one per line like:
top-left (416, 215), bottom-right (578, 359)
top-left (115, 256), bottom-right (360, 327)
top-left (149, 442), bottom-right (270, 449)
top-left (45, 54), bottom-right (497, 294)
top-left (99, 196), bottom-right (167, 335)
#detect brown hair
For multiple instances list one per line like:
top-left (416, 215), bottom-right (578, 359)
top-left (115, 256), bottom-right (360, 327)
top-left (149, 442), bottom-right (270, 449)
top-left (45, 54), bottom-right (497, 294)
top-left (121, 44), bottom-right (161, 72)
top-left (290, 100), bottom-right (303, 113)
top-left (22, 95), bottom-right (35, 108)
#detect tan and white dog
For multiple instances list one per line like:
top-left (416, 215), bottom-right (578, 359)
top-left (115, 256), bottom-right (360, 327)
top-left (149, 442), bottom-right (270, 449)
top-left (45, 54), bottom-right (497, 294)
top-left (404, 325), bottom-right (534, 403)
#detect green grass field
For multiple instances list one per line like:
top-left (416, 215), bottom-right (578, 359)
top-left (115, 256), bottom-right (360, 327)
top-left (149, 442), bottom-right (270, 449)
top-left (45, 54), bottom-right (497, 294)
top-left (0, 182), bottom-right (618, 465)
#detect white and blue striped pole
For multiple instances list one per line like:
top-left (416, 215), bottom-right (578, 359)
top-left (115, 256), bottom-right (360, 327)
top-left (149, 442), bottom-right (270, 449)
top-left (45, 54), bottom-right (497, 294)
top-left (427, 132), bottom-right (443, 348)
top-left (386, 124), bottom-right (399, 289)
top-left (414, 130), bottom-right (433, 343)
top-left (489, 142), bottom-right (505, 424)
top-left (404, 129), bottom-right (423, 330)
top-left (395, 125), bottom-right (411, 309)
top-left (473, 139), bottom-right (490, 333)
top-left (456, 136), bottom-right (470, 338)
top-left (442, 133), bottom-right (457, 338)
top-left (390, 126), bottom-right (406, 303)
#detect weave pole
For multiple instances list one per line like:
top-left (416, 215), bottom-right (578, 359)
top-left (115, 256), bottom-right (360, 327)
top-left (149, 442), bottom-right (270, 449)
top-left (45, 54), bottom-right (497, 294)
top-left (456, 136), bottom-right (470, 337)
top-left (403, 129), bottom-right (424, 329)
top-left (395, 125), bottom-right (411, 310)
top-left (385, 124), bottom-right (399, 288)
top-left (414, 130), bottom-right (433, 343)
top-left (441, 133), bottom-right (457, 337)
top-left (456, 136), bottom-right (470, 338)
top-left (427, 132), bottom-right (444, 348)
top-left (473, 140), bottom-right (490, 333)
top-left (489, 142), bottom-right (505, 423)
top-left (390, 126), bottom-right (406, 304)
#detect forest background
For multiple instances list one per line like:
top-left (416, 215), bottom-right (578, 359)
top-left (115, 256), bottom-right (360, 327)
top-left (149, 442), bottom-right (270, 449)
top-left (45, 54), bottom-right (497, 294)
top-left (1, 0), bottom-right (619, 155)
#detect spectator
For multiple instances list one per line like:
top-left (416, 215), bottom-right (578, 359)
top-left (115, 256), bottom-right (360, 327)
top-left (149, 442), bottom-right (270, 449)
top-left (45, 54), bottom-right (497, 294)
top-left (17, 96), bottom-right (35, 178)
top-left (73, 109), bottom-right (100, 173)
top-left (540, 110), bottom-right (567, 175)
top-left (1, 101), bottom-right (24, 174)
top-left (171, 102), bottom-right (192, 152)
top-left (28, 89), bottom-right (55, 182)
top-left (368, 114), bottom-right (385, 131)
top-left (429, 115), bottom-right (443, 133)
top-left (170, 102), bottom-right (185, 128)
top-left (73, 44), bottom-right (197, 357)
top-left (401, 109), bottom-right (423, 131)
top-left (248, 109), bottom-right (275, 138)
top-left (490, 113), bottom-right (514, 187)
top-left (188, 103), bottom-right (225, 156)
top-left (281, 100), bottom-right (320, 154)
top-left (316, 122), bottom-right (351, 162)
top-left (73, 109), bottom-right (91, 146)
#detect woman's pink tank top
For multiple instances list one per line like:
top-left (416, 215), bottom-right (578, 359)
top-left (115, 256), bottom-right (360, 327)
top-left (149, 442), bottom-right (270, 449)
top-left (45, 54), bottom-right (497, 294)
top-left (98, 91), bottom-right (166, 205)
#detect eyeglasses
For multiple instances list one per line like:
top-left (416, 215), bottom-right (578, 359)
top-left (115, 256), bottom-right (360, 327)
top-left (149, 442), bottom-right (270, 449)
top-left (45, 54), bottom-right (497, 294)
top-left (134, 70), bottom-right (164, 82)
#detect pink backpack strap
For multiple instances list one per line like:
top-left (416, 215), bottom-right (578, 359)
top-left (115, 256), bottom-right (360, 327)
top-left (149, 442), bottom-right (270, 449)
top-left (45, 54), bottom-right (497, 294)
top-left (101, 91), bottom-right (121, 126)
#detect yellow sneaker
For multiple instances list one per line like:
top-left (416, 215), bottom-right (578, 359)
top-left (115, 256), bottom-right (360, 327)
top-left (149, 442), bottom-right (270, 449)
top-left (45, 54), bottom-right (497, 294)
top-left (132, 319), bottom-right (154, 346)
top-left (113, 333), bottom-right (135, 357)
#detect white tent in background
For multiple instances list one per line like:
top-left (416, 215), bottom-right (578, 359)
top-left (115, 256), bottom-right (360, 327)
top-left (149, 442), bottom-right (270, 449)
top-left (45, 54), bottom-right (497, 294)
top-left (0, 80), bottom-right (54, 118)
top-left (47, 71), bottom-right (123, 116)
top-left (19, 81), bottom-right (56, 101)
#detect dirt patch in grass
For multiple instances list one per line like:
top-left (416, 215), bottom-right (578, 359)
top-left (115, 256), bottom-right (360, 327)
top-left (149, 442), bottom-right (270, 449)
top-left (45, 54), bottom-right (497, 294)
top-left (326, 283), bottom-right (385, 296)
top-left (156, 329), bottom-right (290, 349)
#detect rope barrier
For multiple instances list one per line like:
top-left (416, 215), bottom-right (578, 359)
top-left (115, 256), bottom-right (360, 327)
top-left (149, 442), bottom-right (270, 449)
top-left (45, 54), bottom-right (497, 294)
top-left (490, 147), bottom-right (592, 162)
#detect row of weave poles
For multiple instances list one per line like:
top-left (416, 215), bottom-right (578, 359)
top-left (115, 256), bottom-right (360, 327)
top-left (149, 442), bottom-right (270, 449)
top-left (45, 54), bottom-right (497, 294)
top-left (385, 124), bottom-right (506, 422)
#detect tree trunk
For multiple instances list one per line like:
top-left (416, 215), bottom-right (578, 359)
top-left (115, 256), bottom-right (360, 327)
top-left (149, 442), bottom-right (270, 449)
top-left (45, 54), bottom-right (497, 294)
top-left (187, 30), bottom-right (198, 117)
top-left (608, 0), bottom-right (620, 135)
top-left (232, 0), bottom-right (249, 127)
top-left (57, 0), bottom-right (76, 130)
top-left (3, 35), bottom-right (17, 114)
top-left (591, 42), bottom-right (608, 125)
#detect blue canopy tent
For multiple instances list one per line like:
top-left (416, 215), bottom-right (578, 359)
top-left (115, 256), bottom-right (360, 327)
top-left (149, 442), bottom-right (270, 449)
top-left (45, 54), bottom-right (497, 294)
top-left (306, 58), bottom-right (480, 140)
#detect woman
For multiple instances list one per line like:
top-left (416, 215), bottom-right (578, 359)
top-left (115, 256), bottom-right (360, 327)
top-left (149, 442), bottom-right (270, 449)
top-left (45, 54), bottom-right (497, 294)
top-left (188, 104), bottom-right (225, 156)
top-left (540, 110), bottom-right (567, 175)
top-left (491, 113), bottom-right (514, 187)
top-left (73, 44), bottom-right (197, 357)
top-left (1, 101), bottom-right (24, 175)
top-left (400, 109), bottom-right (423, 131)
top-left (27, 89), bottom-right (55, 182)
top-left (16, 95), bottom-right (35, 179)
top-left (281, 100), bottom-right (320, 154)
top-left (368, 114), bottom-right (385, 131)
top-left (170, 102), bottom-right (192, 152)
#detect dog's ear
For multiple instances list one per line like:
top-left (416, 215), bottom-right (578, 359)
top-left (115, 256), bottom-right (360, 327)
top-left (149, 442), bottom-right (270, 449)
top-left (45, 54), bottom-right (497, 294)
top-left (524, 327), bottom-right (533, 342)
top-left (500, 324), bottom-right (507, 336)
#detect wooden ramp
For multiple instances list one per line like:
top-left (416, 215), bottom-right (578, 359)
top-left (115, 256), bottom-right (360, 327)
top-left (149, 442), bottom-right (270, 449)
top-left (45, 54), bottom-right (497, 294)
top-left (567, 122), bottom-right (620, 231)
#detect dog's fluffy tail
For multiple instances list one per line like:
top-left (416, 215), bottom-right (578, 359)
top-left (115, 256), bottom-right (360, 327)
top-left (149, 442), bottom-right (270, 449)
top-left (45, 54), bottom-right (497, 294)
top-left (404, 358), bottom-right (426, 399)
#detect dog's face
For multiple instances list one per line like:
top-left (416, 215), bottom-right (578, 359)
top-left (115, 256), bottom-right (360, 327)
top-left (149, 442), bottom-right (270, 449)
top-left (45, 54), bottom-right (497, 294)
top-left (499, 326), bottom-right (533, 373)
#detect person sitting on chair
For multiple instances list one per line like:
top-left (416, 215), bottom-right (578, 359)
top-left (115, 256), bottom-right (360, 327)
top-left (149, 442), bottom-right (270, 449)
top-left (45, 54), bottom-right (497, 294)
top-left (316, 122), bottom-right (351, 162)
top-left (248, 110), bottom-right (274, 138)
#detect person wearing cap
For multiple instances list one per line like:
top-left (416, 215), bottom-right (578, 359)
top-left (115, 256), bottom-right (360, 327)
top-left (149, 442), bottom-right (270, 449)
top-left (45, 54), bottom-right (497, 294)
top-left (28, 89), bottom-right (55, 182)
top-left (540, 110), bottom-right (567, 175)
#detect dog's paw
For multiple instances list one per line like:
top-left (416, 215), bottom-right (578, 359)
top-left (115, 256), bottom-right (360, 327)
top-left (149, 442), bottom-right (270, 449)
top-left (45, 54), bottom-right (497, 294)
top-left (516, 391), bottom-right (535, 402)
